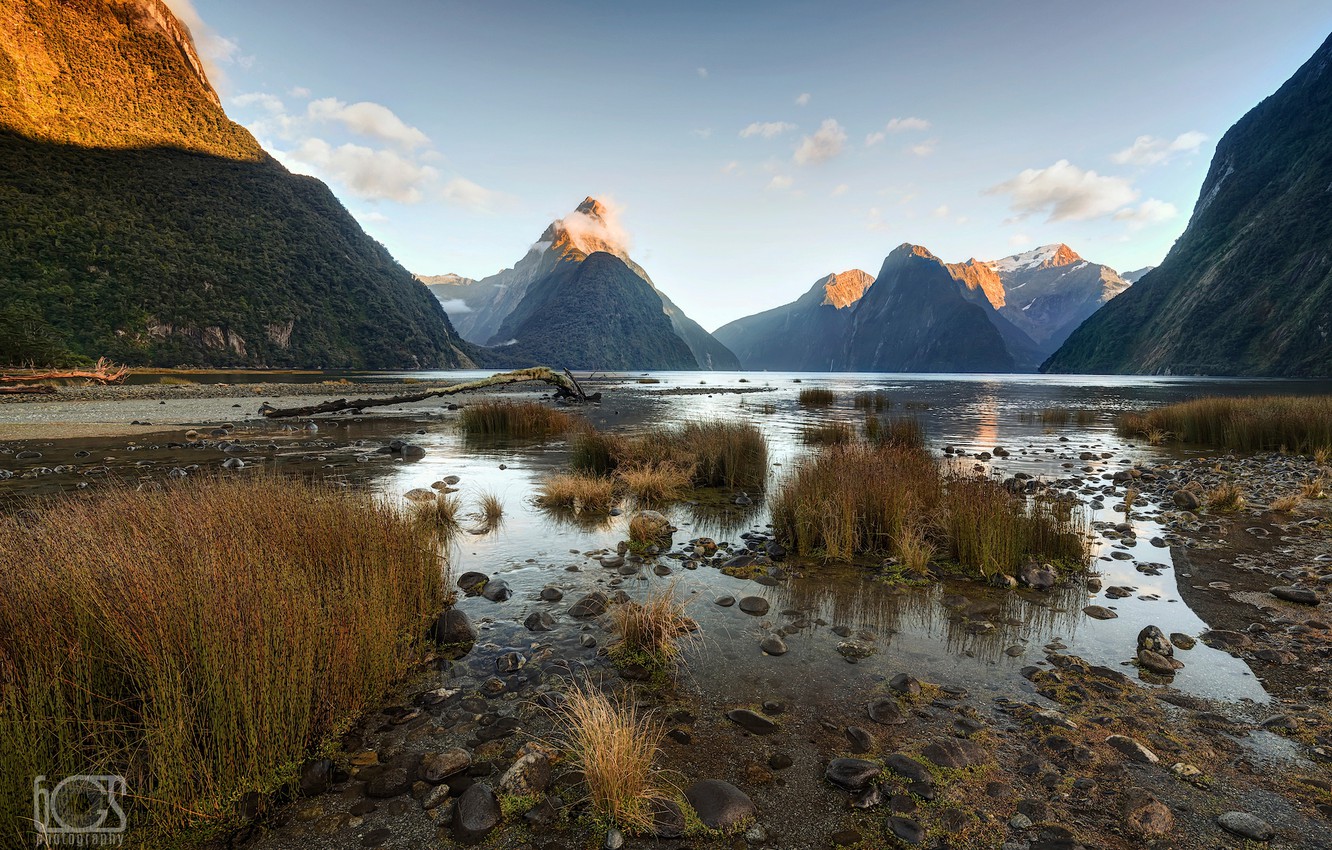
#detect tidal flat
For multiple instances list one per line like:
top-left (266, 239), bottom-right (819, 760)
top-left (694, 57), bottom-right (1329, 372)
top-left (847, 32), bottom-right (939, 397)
top-left (2, 371), bottom-right (1330, 850)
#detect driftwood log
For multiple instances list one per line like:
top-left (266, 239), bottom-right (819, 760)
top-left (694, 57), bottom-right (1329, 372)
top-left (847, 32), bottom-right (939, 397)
top-left (261, 367), bottom-right (600, 419)
top-left (0, 384), bottom-right (57, 395)
top-left (0, 357), bottom-right (128, 385)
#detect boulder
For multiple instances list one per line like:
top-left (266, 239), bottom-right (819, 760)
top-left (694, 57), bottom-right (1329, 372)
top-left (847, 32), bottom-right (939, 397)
top-left (683, 779), bottom-right (756, 832)
top-left (427, 609), bottom-right (476, 646)
top-left (452, 783), bottom-right (500, 844)
top-left (825, 758), bottom-right (881, 791)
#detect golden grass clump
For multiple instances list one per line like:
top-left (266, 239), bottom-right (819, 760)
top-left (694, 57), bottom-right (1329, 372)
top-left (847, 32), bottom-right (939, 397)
top-left (798, 387), bottom-right (836, 407)
top-left (1118, 395), bottom-right (1332, 454)
top-left (552, 685), bottom-right (669, 832)
top-left (628, 510), bottom-right (674, 545)
top-left (854, 390), bottom-right (891, 412)
top-left (1303, 477), bottom-right (1327, 499)
top-left (570, 425), bottom-right (624, 476)
top-left (617, 463), bottom-right (692, 505)
top-left (677, 420), bottom-right (768, 488)
top-left (864, 415), bottom-right (925, 450)
top-left (460, 400), bottom-right (574, 438)
top-left (608, 583), bottom-right (698, 669)
top-left (535, 472), bottom-right (617, 514)
top-left (1206, 481), bottom-right (1247, 512)
top-left (800, 420), bottom-right (855, 446)
top-left (770, 443), bottom-right (1086, 576)
top-left (0, 476), bottom-right (443, 845)
top-left (413, 492), bottom-right (463, 538)
top-left (1270, 493), bottom-right (1303, 512)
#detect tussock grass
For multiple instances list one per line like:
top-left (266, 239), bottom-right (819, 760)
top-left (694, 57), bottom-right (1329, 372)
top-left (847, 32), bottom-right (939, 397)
top-left (864, 415), bottom-right (925, 450)
top-left (770, 443), bottom-right (1086, 576)
top-left (1118, 395), bottom-right (1332, 454)
top-left (0, 477), bottom-right (443, 844)
top-left (413, 492), bottom-right (463, 538)
top-left (608, 583), bottom-right (698, 669)
top-left (535, 472), bottom-right (616, 514)
top-left (1270, 493), bottom-right (1303, 512)
top-left (551, 685), bottom-right (668, 832)
top-left (798, 387), bottom-right (836, 407)
top-left (1206, 481), bottom-right (1247, 512)
top-left (617, 464), bottom-right (692, 505)
top-left (800, 420), bottom-right (855, 446)
top-left (854, 390), bottom-right (891, 412)
top-left (678, 420), bottom-right (768, 488)
top-left (478, 491), bottom-right (504, 524)
top-left (1302, 477), bottom-right (1327, 499)
top-left (570, 426), bottom-right (623, 476)
top-left (460, 400), bottom-right (573, 438)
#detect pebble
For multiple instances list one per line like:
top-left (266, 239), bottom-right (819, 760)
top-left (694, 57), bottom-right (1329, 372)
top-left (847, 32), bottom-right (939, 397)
top-left (1217, 811), bottom-right (1274, 841)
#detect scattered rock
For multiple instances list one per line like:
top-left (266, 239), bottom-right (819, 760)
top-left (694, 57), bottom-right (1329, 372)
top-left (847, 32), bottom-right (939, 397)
top-left (1270, 585), bottom-right (1319, 605)
top-left (726, 709), bottom-right (778, 735)
top-left (867, 697), bottom-right (906, 725)
top-left (1217, 811), bottom-right (1274, 841)
top-left (759, 634), bottom-right (788, 656)
top-left (683, 780), bottom-right (756, 832)
top-left (1083, 605), bottom-right (1118, 620)
top-left (825, 758), bottom-right (881, 791)
top-left (1137, 625), bottom-right (1173, 656)
top-left (1123, 788), bottom-right (1174, 836)
top-left (738, 596), bottom-right (770, 616)
top-left (886, 816), bottom-right (925, 845)
top-left (569, 592), bottom-right (609, 618)
top-left (452, 783), bottom-right (500, 844)
top-left (921, 738), bottom-right (990, 769)
top-left (1105, 735), bottom-right (1158, 764)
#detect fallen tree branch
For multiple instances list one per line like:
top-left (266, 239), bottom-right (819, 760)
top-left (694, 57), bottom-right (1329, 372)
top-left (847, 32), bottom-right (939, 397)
top-left (1, 357), bottom-right (129, 385)
top-left (260, 366), bottom-right (600, 419)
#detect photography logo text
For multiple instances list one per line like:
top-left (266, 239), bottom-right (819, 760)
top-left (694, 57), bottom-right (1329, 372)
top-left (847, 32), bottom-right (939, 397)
top-left (33, 775), bottom-right (127, 846)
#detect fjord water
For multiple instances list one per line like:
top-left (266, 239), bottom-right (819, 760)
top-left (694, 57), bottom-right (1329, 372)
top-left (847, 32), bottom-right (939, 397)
top-left (359, 371), bottom-right (1332, 710)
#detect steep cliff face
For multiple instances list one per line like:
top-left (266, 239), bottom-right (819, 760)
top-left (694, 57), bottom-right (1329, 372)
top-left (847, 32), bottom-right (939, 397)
top-left (432, 197), bottom-right (739, 370)
top-left (0, 0), bottom-right (475, 368)
top-left (712, 270), bottom-right (873, 370)
top-left (1045, 32), bottom-right (1332, 376)
top-left (842, 245), bottom-right (1017, 372)
top-left (487, 252), bottom-right (699, 370)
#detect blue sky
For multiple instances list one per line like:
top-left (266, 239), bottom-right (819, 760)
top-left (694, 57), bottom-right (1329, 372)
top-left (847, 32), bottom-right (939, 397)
top-left (177, 0), bottom-right (1332, 329)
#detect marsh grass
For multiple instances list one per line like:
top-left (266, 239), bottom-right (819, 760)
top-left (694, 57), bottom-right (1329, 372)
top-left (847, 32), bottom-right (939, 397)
top-left (1118, 395), bottom-right (1332, 453)
top-left (1206, 481), bottom-right (1247, 512)
top-left (1270, 493), bottom-right (1303, 512)
top-left (570, 426), bottom-right (623, 476)
top-left (414, 492), bottom-right (463, 538)
top-left (460, 400), bottom-right (574, 438)
top-left (1302, 477), bottom-right (1328, 499)
top-left (629, 511), bottom-right (673, 545)
top-left (0, 477), bottom-right (443, 845)
top-left (608, 583), bottom-right (698, 670)
top-left (798, 387), bottom-right (836, 407)
top-left (864, 415), bottom-right (925, 450)
top-left (617, 464), bottom-right (692, 505)
top-left (800, 421), bottom-right (855, 446)
top-left (535, 472), bottom-right (617, 514)
top-left (550, 685), bottom-right (669, 832)
top-left (854, 390), bottom-right (891, 412)
top-left (770, 443), bottom-right (1086, 576)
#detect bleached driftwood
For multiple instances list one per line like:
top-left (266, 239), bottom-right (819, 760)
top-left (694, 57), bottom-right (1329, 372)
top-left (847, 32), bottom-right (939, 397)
top-left (260, 367), bottom-right (599, 419)
top-left (0, 357), bottom-right (128, 385)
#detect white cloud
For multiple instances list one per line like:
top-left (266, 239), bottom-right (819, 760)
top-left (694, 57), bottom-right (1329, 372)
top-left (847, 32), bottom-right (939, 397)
top-left (721, 161), bottom-right (741, 175)
top-left (867, 207), bottom-right (890, 232)
top-left (1111, 131), bottom-right (1207, 166)
top-left (1009, 233), bottom-right (1031, 247)
top-left (740, 121), bottom-right (797, 139)
top-left (440, 177), bottom-right (504, 211)
top-left (284, 138), bottom-right (439, 204)
top-left (307, 98), bottom-right (429, 149)
top-left (1114, 198), bottom-right (1179, 229)
top-left (556, 195), bottom-right (633, 254)
top-left (697, 67), bottom-right (709, 78)
top-left (162, 0), bottom-right (241, 90)
top-left (865, 131), bottom-right (886, 147)
top-left (831, 183), bottom-right (849, 197)
top-left (932, 204), bottom-right (949, 218)
top-left (290, 86), bottom-right (312, 98)
top-left (435, 298), bottom-right (472, 315)
top-left (884, 117), bottom-right (931, 133)
top-left (768, 175), bottom-right (794, 191)
top-left (908, 139), bottom-right (936, 157)
top-left (230, 92), bottom-right (285, 113)
top-left (795, 92), bottom-right (811, 106)
top-left (793, 119), bottom-right (846, 165)
top-left (987, 159), bottom-right (1140, 222)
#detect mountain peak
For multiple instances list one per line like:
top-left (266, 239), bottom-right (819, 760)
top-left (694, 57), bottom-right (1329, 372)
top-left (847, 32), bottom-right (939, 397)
top-left (575, 196), bottom-right (608, 219)
top-left (989, 244), bottom-right (1083, 273)
top-left (819, 270), bottom-right (875, 308)
top-left (892, 243), bottom-right (940, 261)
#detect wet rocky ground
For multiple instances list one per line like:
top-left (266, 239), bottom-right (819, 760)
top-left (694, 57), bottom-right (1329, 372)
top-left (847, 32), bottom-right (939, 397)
top-left (2, 381), bottom-right (1330, 849)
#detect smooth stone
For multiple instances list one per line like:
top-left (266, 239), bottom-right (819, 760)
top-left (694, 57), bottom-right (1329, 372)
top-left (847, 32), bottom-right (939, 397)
top-left (569, 592), bottom-right (609, 618)
top-left (423, 748), bottom-right (472, 783)
top-left (883, 753), bottom-right (931, 783)
top-left (845, 726), bottom-right (874, 754)
top-left (1083, 605), bottom-right (1118, 620)
top-left (1271, 586), bottom-right (1318, 605)
top-left (480, 578), bottom-right (512, 602)
top-left (886, 816), bottom-right (925, 845)
top-left (738, 596), bottom-right (770, 616)
top-left (725, 709), bottom-right (778, 735)
top-left (524, 611), bottom-right (556, 632)
top-left (715, 595), bottom-right (736, 607)
top-left (825, 757), bottom-right (880, 791)
top-left (760, 634), bottom-right (788, 656)
top-left (921, 738), bottom-right (990, 769)
top-left (1217, 811), bottom-right (1274, 841)
top-left (452, 783), bottom-right (500, 844)
top-left (867, 697), bottom-right (906, 725)
top-left (427, 609), bottom-right (476, 646)
top-left (1105, 735), bottom-right (1159, 764)
top-left (366, 767), bottom-right (410, 798)
top-left (683, 779), bottom-right (757, 831)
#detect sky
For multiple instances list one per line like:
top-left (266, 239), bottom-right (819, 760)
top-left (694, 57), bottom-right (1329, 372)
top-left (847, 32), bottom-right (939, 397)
top-left (177, 0), bottom-right (1332, 330)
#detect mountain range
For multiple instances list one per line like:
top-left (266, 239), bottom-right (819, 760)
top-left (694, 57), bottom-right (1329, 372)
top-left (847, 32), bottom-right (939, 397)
top-left (1045, 31), bottom-right (1332, 377)
top-left (422, 198), bottom-right (740, 370)
top-left (715, 243), bottom-right (1129, 372)
top-left (0, 0), bottom-right (476, 368)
